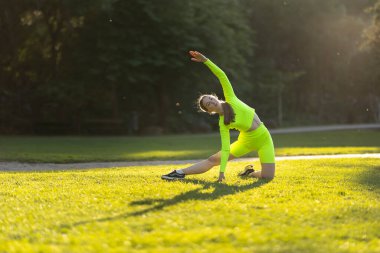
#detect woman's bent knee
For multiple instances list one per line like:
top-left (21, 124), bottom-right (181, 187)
top-left (207, 152), bottom-right (236, 166)
top-left (207, 154), bottom-right (220, 166)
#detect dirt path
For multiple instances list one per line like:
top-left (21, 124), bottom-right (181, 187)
top-left (1, 153), bottom-right (379, 171)
top-left (269, 123), bottom-right (380, 134)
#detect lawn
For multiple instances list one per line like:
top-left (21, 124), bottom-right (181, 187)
top-left (1, 158), bottom-right (379, 253)
top-left (0, 130), bottom-right (379, 163)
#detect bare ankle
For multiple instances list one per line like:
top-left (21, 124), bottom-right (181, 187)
top-left (249, 171), bottom-right (261, 178)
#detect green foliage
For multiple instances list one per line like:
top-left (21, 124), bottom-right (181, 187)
top-left (0, 158), bottom-right (379, 252)
top-left (83, 0), bottom-right (254, 129)
top-left (244, 0), bottom-right (379, 124)
top-left (0, 0), bottom-right (379, 134)
top-left (363, 0), bottom-right (380, 80)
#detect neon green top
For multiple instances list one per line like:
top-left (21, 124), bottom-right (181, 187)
top-left (204, 59), bottom-right (255, 173)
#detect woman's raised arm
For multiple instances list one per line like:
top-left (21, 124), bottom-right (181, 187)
top-left (189, 51), bottom-right (236, 100)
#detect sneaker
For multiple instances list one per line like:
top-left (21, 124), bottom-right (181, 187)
top-left (239, 165), bottom-right (255, 177)
top-left (161, 170), bottom-right (185, 180)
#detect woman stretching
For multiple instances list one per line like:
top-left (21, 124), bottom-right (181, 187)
top-left (162, 51), bottom-right (275, 182)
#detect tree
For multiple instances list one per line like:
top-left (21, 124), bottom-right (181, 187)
top-left (243, 0), bottom-right (376, 125)
top-left (80, 0), bottom-right (254, 131)
top-left (361, 0), bottom-right (380, 121)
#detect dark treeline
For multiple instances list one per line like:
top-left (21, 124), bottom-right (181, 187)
top-left (1, 0), bottom-right (380, 135)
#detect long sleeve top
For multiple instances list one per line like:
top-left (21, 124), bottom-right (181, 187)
top-left (203, 59), bottom-right (255, 173)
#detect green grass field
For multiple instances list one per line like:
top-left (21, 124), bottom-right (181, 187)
top-left (1, 130), bottom-right (379, 162)
top-left (1, 130), bottom-right (379, 252)
top-left (1, 158), bottom-right (379, 252)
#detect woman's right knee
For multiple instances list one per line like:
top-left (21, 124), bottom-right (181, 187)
top-left (207, 154), bottom-right (220, 166)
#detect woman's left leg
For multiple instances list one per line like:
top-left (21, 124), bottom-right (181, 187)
top-left (184, 131), bottom-right (252, 175)
top-left (182, 152), bottom-right (236, 175)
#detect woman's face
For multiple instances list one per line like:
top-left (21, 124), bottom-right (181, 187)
top-left (202, 95), bottom-right (220, 113)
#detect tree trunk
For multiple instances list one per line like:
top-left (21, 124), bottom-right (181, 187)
top-left (277, 87), bottom-right (283, 126)
top-left (155, 83), bottom-right (168, 129)
top-left (111, 82), bottom-right (120, 118)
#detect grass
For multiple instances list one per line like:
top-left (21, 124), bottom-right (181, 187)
top-left (0, 130), bottom-right (379, 163)
top-left (0, 158), bottom-right (379, 252)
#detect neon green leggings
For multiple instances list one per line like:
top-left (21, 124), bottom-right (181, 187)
top-left (230, 123), bottom-right (275, 163)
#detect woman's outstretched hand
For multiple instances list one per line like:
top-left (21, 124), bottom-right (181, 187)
top-left (189, 50), bottom-right (208, 63)
top-left (217, 172), bottom-right (226, 183)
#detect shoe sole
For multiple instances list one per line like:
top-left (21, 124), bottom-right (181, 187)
top-left (239, 169), bottom-right (254, 177)
top-left (161, 175), bottom-right (184, 180)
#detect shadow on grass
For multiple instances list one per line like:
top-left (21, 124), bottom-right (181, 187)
top-left (64, 178), bottom-right (271, 228)
top-left (356, 166), bottom-right (380, 195)
top-left (307, 159), bottom-right (379, 196)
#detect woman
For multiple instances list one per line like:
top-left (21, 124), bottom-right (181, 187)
top-left (162, 51), bottom-right (275, 182)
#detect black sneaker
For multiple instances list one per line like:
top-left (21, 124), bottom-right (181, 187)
top-left (161, 170), bottom-right (185, 180)
top-left (239, 165), bottom-right (255, 177)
